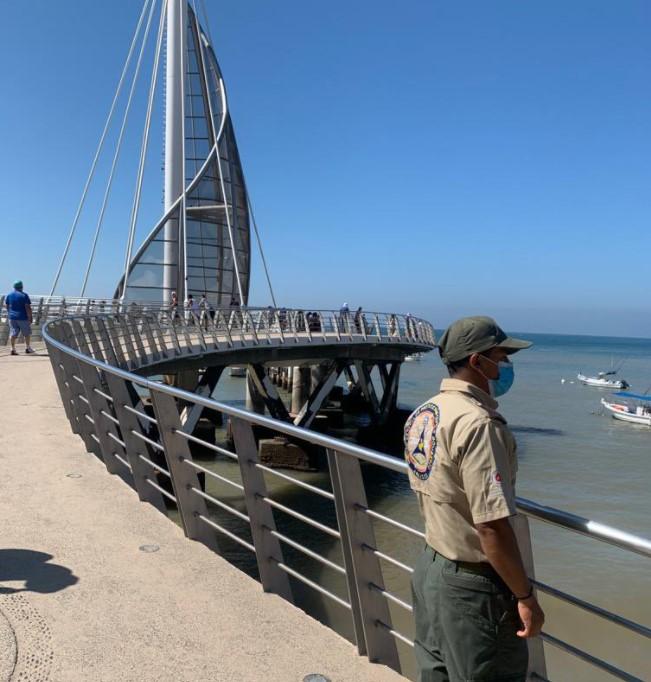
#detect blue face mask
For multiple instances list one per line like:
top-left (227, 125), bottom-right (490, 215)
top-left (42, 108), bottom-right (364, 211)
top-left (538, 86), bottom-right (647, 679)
top-left (478, 357), bottom-right (514, 398)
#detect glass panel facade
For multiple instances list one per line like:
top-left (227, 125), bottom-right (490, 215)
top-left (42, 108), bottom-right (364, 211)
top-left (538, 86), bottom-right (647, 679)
top-left (119, 4), bottom-right (251, 306)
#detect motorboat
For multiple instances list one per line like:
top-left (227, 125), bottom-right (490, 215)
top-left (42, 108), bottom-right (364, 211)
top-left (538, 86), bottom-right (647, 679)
top-left (405, 353), bottom-right (424, 362)
top-left (577, 372), bottom-right (629, 390)
top-left (601, 392), bottom-right (651, 427)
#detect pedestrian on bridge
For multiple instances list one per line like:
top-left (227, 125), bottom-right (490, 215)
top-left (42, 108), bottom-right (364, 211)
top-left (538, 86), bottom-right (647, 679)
top-left (405, 316), bottom-right (544, 682)
top-left (5, 281), bottom-right (35, 355)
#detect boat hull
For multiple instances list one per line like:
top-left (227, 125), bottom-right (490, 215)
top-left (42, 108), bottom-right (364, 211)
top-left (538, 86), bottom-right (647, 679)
top-left (578, 374), bottom-right (628, 389)
top-left (601, 399), bottom-right (651, 426)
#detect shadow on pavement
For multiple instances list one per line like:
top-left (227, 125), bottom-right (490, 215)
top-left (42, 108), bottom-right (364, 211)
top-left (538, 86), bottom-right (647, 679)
top-left (0, 549), bottom-right (78, 594)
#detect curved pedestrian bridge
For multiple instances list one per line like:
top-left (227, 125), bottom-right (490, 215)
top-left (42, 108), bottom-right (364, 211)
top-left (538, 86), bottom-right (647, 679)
top-left (35, 310), bottom-right (651, 680)
top-left (43, 307), bottom-right (436, 375)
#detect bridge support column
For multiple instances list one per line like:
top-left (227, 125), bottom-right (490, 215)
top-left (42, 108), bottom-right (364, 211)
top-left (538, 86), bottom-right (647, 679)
top-left (294, 361), bottom-right (342, 429)
top-left (291, 366), bottom-right (310, 414)
top-left (247, 364), bottom-right (291, 421)
top-left (245, 368), bottom-right (266, 414)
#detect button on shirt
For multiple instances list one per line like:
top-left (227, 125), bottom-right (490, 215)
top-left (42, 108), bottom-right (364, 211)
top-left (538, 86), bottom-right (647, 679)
top-left (5, 291), bottom-right (31, 320)
top-left (404, 378), bottom-right (518, 563)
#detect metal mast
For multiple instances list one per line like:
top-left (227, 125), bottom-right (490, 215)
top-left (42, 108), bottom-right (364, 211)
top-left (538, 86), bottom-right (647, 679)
top-left (163, 0), bottom-right (187, 302)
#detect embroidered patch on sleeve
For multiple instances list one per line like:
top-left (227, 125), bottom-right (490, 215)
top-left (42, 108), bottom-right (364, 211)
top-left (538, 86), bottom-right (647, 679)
top-left (404, 403), bottom-right (439, 480)
top-left (488, 470), bottom-right (504, 497)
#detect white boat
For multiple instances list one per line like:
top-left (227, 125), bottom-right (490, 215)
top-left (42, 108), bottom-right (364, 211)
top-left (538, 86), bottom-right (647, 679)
top-left (601, 393), bottom-right (651, 427)
top-left (577, 372), bottom-right (629, 389)
top-left (405, 353), bottom-right (424, 362)
top-left (229, 366), bottom-right (246, 378)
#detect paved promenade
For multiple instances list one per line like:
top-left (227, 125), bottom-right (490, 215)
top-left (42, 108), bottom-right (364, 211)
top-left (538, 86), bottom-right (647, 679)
top-left (0, 346), bottom-right (404, 682)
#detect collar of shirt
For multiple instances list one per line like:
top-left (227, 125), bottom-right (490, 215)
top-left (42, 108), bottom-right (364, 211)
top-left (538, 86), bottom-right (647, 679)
top-left (438, 377), bottom-right (498, 410)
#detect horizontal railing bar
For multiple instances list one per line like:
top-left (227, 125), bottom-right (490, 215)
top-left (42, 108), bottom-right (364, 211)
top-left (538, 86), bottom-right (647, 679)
top-left (72, 374), bottom-right (83, 385)
top-left (517, 498), bottom-right (651, 560)
top-left (271, 558), bottom-right (351, 610)
top-left (83, 413), bottom-right (94, 424)
top-left (363, 544), bottom-right (414, 574)
top-left (266, 527), bottom-right (346, 575)
top-left (145, 477), bottom-right (176, 503)
top-left (106, 431), bottom-right (126, 448)
top-left (90, 433), bottom-right (100, 443)
top-left (191, 487), bottom-right (250, 522)
top-left (78, 394), bottom-right (90, 405)
top-left (99, 409), bottom-right (120, 425)
top-left (197, 514), bottom-right (255, 552)
top-left (540, 631), bottom-right (642, 681)
top-left (533, 580), bottom-right (651, 640)
top-left (92, 387), bottom-right (114, 402)
top-left (359, 505), bottom-right (426, 540)
top-left (369, 582), bottom-right (413, 612)
top-left (180, 458), bottom-right (244, 490)
top-left (130, 430), bottom-right (165, 452)
top-left (173, 429), bottom-right (238, 460)
top-left (138, 454), bottom-right (171, 478)
top-left (123, 404), bottom-right (158, 425)
top-left (376, 619), bottom-right (415, 648)
top-left (258, 495), bottom-right (341, 538)
top-left (113, 452), bottom-right (132, 471)
top-left (254, 462), bottom-right (335, 500)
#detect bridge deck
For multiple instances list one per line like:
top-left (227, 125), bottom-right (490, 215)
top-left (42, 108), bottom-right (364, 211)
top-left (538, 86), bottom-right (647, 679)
top-left (0, 347), bottom-right (403, 682)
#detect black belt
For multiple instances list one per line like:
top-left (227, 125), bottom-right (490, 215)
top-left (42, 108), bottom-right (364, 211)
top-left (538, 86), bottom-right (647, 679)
top-left (426, 546), bottom-right (497, 578)
top-left (455, 560), bottom-right (498, 578)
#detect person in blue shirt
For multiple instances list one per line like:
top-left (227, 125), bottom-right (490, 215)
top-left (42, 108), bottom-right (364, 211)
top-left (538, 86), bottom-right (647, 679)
top-left (5, 281), bottom-right (35, 355)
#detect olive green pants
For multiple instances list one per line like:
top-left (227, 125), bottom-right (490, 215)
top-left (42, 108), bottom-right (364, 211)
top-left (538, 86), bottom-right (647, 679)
top-left (411, 545), bottom-right (528, 682)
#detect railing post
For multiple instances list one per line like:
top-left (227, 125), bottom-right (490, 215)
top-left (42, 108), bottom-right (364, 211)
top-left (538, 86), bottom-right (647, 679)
top-left (83, 318), bottom-right (105, 361)
top-left (104, 317), bottom-right (128, 367)
top-left (56, 341), bottom-right (103, 458)
top-left (149, 389), bottom-right (220, 551)
top-left (512, 514), bottom-right (548, 679)
top-left (230, 417), bottom-right (293, 602)
top-left (103, 374), bottom-right (167, 514)
top-left (74, 361), bottom-right (125, 475)
top-left (326, 448), bottom-right (401, 671)
top-left (95, 318), bottom-right (118, 366)
top-left (140, 317), bottom-right (160, 362)
top-left (47, 344), bottom-right (78, 433)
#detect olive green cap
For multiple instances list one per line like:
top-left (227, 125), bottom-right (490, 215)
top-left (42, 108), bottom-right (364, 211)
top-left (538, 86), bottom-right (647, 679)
top-left (437, 315), bottom-right (532, 364)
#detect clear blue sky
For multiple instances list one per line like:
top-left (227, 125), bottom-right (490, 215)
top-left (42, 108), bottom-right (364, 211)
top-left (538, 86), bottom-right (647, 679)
top-left (1, 1), bottom-right (650, 337)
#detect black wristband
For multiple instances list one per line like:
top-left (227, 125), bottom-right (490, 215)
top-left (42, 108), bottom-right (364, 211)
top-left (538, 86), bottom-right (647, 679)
top-left (515, 585), bottom-right (534, 601)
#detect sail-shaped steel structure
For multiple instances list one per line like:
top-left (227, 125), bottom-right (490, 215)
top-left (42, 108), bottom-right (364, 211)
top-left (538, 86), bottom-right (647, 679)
top-left (116, 1), bottom-right (250, 305)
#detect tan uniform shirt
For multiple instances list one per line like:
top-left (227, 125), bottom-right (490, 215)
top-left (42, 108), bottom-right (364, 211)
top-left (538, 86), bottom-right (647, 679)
top-left (404, 378), bottom-right (518, 562)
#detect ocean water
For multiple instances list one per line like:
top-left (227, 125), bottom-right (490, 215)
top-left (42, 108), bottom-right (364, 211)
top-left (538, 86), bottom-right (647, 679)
top-left (207, 332), bottom-right (651, 680)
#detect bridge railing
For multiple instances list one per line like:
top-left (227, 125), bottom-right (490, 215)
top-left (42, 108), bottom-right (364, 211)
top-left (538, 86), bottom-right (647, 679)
top-left (33, 309), bottom-right (435, 371)
top-left (1, 298), bottom-right (436, 351)
top-left (41, 315), bottom-right (651, 681)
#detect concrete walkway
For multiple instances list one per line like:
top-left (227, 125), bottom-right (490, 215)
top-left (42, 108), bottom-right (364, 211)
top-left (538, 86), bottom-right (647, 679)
top-left (0, 346), bottom-right (405, 682)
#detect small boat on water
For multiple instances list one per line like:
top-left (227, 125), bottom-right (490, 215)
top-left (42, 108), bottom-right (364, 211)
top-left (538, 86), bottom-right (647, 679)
top-left (601, 392), bottom-right (651, 427)
top-left (405, 353), bottom-right (424, 362)
top-left (577, 372), bottom-right (630, 390)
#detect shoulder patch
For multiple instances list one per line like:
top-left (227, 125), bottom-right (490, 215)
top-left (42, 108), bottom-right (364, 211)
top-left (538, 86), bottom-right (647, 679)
top-left (404, 403), bottom-right (439, 480)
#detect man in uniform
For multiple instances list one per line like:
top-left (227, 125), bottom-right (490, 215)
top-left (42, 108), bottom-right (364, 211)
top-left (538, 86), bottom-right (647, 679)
top-left (405, 316), bottom-right (544, 681)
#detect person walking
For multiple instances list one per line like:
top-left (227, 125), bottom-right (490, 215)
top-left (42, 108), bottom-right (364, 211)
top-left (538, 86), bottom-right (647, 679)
top-left (5, 281), bottom-right (35, 355)
top-left (405, 316), bottom-right (544, 681)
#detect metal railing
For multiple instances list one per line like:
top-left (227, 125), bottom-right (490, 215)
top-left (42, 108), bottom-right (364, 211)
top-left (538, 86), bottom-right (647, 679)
top-left (1, 296), bottom-right (434, 350)
top-left (1, 297), bottom-right (435, 360)
top-left (42, 314), bottom-right (651, 681)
